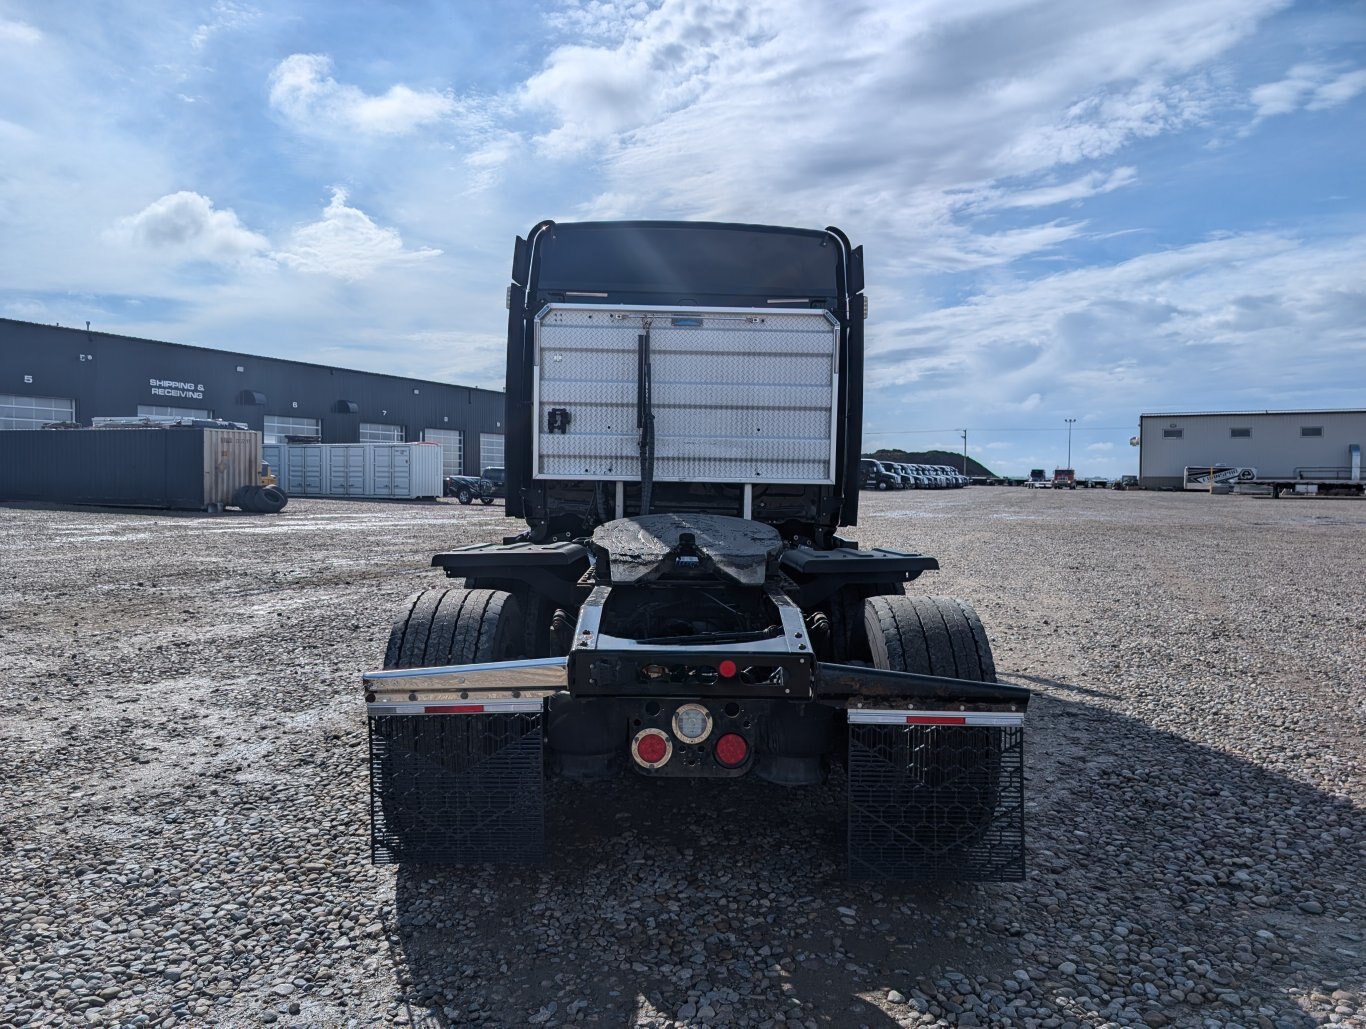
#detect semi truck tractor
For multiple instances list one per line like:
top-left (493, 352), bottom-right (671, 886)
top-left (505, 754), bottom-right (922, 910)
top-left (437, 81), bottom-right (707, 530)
top-left (363, 221), bottom-right (1028, 881)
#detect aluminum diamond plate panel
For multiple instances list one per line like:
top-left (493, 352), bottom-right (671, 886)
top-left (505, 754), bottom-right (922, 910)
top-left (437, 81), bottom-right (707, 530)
top-left (534, 305), bottom-right (839, 483)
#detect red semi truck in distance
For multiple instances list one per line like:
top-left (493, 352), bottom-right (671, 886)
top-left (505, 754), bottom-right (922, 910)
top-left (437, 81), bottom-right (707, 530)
top-left (362, 220), bottom-right (1028, 881)
top-left (1052, 468), bottom-right (1076, 489)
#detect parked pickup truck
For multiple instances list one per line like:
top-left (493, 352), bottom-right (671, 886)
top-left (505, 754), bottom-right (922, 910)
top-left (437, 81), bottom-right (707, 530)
top-left (444, 474), bottom-right (495, 505)
top-left (481, 465), bottom-right (507, 498)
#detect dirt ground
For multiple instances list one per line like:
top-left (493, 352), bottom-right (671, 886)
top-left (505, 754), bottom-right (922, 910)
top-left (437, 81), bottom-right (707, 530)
top-left (1, 488), bottom-right (1362, 1028)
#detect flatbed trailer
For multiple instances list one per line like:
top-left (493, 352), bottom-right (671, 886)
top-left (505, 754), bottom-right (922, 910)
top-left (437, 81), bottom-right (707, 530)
top-left (1255, 475), bottom-right (1363, 498)
top-left (1185, 464), bottom-right (1363, 497)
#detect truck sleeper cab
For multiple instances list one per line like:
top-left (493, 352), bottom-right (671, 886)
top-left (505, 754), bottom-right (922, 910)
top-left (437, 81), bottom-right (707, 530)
top-left (890, 462), bottom-right (917, 488)
top-left (860, 458), bottom-right (902, 491)
top-left (364, 221), bottom-right (1027, 881)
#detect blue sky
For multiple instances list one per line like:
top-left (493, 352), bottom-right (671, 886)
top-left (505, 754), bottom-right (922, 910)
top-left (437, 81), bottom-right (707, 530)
top-left (1, 0), bottom-right (1362, 477)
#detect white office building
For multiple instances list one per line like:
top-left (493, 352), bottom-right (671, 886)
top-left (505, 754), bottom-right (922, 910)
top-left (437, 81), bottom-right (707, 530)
top-left (1138, 409), bottom-right (1365, 489)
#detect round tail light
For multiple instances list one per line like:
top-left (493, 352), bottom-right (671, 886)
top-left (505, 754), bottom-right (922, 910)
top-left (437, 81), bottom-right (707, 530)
top-left (632, 728), bottom-right (672, 768)
top-left (672, 703), bottom-right (713, 744)
top-left (714, 732), bottom-right (749, 768)
top-left (717, 659), bottom-right (738, 679)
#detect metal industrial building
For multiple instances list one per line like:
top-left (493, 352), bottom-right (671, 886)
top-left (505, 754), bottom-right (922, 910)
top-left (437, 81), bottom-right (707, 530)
top-left (1138, 409), bottom-right (1365, 489)
top-left (0, 318), bottom-right (505, 478)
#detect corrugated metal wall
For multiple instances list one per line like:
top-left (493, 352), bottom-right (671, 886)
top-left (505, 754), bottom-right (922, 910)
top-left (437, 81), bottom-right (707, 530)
top-left (0, 427), bottom-right (259, 509)
top-left (0, 318), bottom-right (504, 473)
top-left (203, 430), bottom-right (261, 505)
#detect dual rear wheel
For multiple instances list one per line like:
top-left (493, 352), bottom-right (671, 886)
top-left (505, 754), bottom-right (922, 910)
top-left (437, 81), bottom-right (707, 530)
top-left (862, 594), bottom-right (995, 682)
top-left (851, 593), bottom-right (1008, 876)
top-left (384, 588), bottom-right (522, 669)
top-left (372, 588), bottom-right (539, 864)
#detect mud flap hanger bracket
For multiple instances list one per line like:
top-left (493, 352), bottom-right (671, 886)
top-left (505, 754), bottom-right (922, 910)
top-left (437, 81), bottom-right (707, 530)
top-left (814, 662), bottom-right (1030, 711)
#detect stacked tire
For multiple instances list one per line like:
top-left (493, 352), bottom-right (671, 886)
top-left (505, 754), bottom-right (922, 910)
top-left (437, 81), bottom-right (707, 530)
top-left (232, 484), bottom-right (289, 513)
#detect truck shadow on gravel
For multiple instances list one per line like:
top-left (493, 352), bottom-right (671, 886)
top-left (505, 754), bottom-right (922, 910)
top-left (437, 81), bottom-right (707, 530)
top-left (381, 693), bottom-right (1363, 1028)
top-left (384, 772), bottom-right (990, 1028)
top-left (1000, 671), bottom-right (1118, 700)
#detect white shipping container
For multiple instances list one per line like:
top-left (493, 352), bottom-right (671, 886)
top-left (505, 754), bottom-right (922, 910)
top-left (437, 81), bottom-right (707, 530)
top-left (329, 446), bottom-right (367, 495)
top-left (286, 445), bottom-right (325, 496)
top-left (271, 442), bottom-right (441, 499)
top-left (262, 442), bottom-right (287, 483)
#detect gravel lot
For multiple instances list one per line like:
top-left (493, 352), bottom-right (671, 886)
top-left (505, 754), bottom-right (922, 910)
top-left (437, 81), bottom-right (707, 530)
top-left (1, 487), bottom-right (1363, 1029)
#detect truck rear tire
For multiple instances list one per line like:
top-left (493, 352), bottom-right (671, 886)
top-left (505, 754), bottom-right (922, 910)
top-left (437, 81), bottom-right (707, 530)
top-left (851, 594), bottom-right (1009, 879)
top-left (384, 587), bottom-right (524, 669)
top-left (457, 488), bottom-right (473, 505)
top-left (371, 588), bottom-right (543, 865)
top-left (862, 595), bottom-right (996, 682)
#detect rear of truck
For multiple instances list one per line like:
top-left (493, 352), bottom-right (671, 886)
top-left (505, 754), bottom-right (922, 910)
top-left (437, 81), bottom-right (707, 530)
top-left (364, 221), bottom-right (1028, 880)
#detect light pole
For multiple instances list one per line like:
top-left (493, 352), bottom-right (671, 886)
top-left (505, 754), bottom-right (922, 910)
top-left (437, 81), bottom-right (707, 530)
top-left (960, 429), bottom-right (968, 477)
top-left (1065, 417), bottom-right (1076, 469)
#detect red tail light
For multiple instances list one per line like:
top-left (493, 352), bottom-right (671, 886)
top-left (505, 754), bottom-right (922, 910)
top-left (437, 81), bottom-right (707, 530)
top-left (632, 728), bottom-right (672, 768)
top-left (714, 732), bottom-right (749, 768)
top-left (717, 659), bottom-right (738, 679)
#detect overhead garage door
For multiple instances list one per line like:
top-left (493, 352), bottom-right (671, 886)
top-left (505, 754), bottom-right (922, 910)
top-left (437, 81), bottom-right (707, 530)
top-left (479, 433), bottom-right (504, 475)
top-left (422, 428), bottom-right (464, 476)
top-left (1, 393), bottom-right (75, 430)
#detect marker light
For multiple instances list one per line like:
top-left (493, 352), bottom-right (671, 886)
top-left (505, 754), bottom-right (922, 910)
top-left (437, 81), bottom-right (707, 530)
top-left (717, 660), bottom-right (738, 679)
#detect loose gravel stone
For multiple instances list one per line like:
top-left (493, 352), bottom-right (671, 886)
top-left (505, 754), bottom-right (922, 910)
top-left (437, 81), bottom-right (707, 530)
top-left (0, 491), bottom-right (1362, 1027)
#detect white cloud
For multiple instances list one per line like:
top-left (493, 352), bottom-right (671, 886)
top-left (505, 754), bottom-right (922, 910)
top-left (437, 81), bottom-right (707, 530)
top-left (1251, 63), bottom-right (1366, 120)
top-left (513, 0), bottom-right (1282, 269)
top-left (866, 232), bottom-right (1366, 418)
top-left (1086, 441), bottom-right (1115, 451)
top-left (276, 188), bottom-right (441, 280)
top-left (105, 188), bottom-right (440, 282)
top-left (191, 1), bottom-right (259, 50)
top-left (110, 191), bottom-right (270, 265)
top-left (0, 17), bottom-right (42, 45)
top-left (269, 54), bottom-right (456, 137)
top-left (2, 297), bottom-right (49, 321)
top-left (1002, 81), bottom-right (1209, 173)
top-left (463, 133), bottom-right (527, 192)
top-left (970, 167), bottom-right (1139, 211)
top-left (519, 1), bottom-right (762, 158)
top-left (910, 220), bottom-right (1088, 272)
top-left (1307, 67), bottom-right (1366, 110)
top-left (544, 1), bottom-right (653, 40)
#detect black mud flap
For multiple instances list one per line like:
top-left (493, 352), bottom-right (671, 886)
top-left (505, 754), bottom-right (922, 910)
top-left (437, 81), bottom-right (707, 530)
top-left (847, 710), bottom-right (1024, 881)
top-left (368, 704), bottom-right (544, 865)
